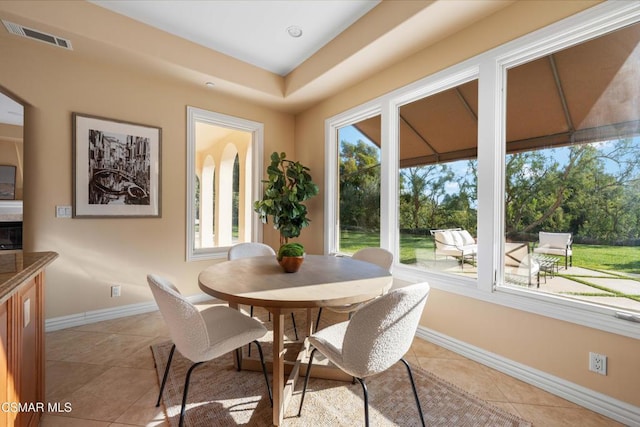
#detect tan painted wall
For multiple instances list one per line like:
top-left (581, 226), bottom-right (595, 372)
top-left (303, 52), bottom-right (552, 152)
top-left (294, 0), bottom-right (639, 408)
top-left (426, 289), bottom-right (639, 406)
top-left (1, 36), bottom-right (294, 318)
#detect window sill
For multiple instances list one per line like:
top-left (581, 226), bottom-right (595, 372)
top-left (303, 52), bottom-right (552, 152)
top-left (393, 264), bottom-right (640, 340)
top-left (187, 248), bottom-right (229, 262)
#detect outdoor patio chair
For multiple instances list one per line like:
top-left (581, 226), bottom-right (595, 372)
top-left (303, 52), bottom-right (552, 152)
top-left (504, 242), bottom-right (541, 288)
top-left (430, 228), bottom-right (477, 270)
top-left (533, 231), bottom-right (573, 269)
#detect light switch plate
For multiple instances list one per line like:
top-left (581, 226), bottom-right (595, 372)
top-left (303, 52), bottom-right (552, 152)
top-left (56, 205), bottom-right (72, 218)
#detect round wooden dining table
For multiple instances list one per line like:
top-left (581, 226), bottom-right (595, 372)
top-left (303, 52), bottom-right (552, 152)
top-left (198, 254), bottom-right (392, 426)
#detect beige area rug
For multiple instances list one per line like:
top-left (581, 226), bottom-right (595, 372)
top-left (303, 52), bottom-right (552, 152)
top-left (150, 324), bottom-right (532, 426)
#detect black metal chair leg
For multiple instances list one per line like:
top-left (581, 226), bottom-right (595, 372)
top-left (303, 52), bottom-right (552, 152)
top-left (179, 361), bottom-right (203, 427)
top-left (400, 358), bottom-right (426, 427)
top-left (253, 340), bottom-right (273, 406)
top-left (315, 307), bottom-right (322, 331)
top-left (291, 312), bottom-right (299, 341)
top-left (297, 348), bottom-right (318, 417)
top-left (235, 348), bottom-right (242, 371)
top-left (156, 344), bottom-right (176, 407)
top-left (355, 377), bottom-right (369, 427)
top-left (247, 306), bottom-right (256, 357)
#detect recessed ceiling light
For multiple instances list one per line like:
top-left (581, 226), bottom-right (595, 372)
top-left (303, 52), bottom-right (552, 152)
top-left (205, 81), bottom-right (215, 88)
top-left (286, 25), bottom-right (303, 38)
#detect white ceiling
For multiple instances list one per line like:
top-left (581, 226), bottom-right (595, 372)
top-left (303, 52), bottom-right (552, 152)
top-left (89, 0), bottom-right (380, 76)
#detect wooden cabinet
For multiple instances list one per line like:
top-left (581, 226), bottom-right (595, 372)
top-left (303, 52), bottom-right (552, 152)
top-left (0, 252), bottom-right (56, 427)
top-left (0, 299), bottom-right (9, 427)
top-left (17, 276), bottom-right (44, 427)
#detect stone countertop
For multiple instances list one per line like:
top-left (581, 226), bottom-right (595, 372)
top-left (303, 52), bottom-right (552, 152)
top-left (0, 251), bottom-right (58, 304)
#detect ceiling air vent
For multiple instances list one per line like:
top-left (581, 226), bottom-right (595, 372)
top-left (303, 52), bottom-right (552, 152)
top-left (2, 20), bottom-right (72, 50)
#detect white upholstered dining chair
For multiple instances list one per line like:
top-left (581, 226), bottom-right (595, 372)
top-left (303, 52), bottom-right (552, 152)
top-left (228, 242), bottom-right (299, 340)
top-left (227, 241), bottom-right (276, 259)
top-left (352, 247), bottom-right (394, 270)
top-left (315, 247), bottom-right (393, 331)
top-left (299, 281), bottom-right (430, 426)
top-left (147, 274), bottom-right (272, 427)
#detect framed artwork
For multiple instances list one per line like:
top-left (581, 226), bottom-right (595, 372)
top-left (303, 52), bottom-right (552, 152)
top-left (72, 113), bottom-right (161, 218)
top-left (0, 165), bottom-right (16, 200)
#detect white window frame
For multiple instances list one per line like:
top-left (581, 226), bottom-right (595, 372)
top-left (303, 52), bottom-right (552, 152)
top-left (324, 1), bottom-right (640, 339)
top-left (186, 106), bottom-right (264, 261)
top-left (324, 99), bottom-right (383, 255)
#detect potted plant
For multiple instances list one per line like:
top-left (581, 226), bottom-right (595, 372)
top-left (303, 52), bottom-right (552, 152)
top-left (277, 242), bottom-right (305, 273)
top-left (254, 152), bottom-right (319, 271)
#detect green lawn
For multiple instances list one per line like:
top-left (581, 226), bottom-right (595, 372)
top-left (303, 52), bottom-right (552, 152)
top-left (339, 230), bottom-right (434, 264)
top-left (340, 231), bottom-right (640, 275)
top-left (573, 244), bottom-right (640, 275)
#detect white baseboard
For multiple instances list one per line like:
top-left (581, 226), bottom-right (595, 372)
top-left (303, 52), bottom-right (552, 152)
top-left (44, 293), bottom-right (215, 332)
top-left (416, 326), bottom-right (639, 426)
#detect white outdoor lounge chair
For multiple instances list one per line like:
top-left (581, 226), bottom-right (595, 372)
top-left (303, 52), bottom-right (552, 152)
top-left (533, 231), bottom-right (573, 269)
top-left (430, 228), bottom-right (477, 269)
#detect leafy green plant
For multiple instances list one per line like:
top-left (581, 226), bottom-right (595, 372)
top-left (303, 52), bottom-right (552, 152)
top-left (254, 152), bottom-right (319, 246)
top-left (277, 242), bottom-right (305, 260)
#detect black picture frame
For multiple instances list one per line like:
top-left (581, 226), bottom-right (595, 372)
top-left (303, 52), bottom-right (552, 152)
top-left (72, 113), bottom-right (161, 218)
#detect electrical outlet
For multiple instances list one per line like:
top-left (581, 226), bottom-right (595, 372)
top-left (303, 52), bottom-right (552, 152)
top-left (589, 352), bottom-right (607, 375)
top-left (111, 285), bottom-right (121, 298)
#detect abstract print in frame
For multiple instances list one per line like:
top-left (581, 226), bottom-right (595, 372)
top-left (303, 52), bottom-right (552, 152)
top-left (73, 113), bottom-right (161, 217)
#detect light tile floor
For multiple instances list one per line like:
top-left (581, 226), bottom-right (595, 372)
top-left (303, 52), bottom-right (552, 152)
top-left (42, 306), bottom-right (624, 426)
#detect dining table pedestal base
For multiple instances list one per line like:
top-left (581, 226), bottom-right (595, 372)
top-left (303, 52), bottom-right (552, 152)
top-left (234, 308), bottom-right (353, 425)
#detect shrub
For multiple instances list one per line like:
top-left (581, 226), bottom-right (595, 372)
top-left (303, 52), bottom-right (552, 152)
top-left (277, 243), bottom-right (305, 260)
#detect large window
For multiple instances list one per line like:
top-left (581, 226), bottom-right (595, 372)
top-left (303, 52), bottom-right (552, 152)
top-left (499, 18), bottom-right (640, 313)
top-left (397, 80), bottom-right (478, 277)
top-left (337, 116), bottom-right (381, 255)
top-left (186, 107), bottom-right (263, 261)
top-left (325, 2), bottom-right (640, 338)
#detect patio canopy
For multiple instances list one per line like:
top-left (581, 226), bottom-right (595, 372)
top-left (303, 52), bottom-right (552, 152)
top-left (354, 22), bottom-right (640, 168)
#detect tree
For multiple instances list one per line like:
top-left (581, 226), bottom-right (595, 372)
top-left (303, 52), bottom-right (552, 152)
top-left (339, 140), bottom-right (381, 231)
top-left (564, 141), bottom-right (640, 241)
top-left (399, 164), bottom-right (453, 229)
top-left (441, 160), bottom-right (478, 232)
top-left (505, 139), bottom-right (640, 242)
